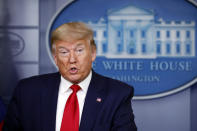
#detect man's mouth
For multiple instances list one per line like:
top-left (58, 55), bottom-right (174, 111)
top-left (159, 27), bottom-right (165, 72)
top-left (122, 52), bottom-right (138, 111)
top-left (69, 67), bottom-right (78, 74)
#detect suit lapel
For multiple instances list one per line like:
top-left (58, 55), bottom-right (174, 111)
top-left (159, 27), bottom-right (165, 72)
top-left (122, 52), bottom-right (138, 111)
top-left (79, 71), bottom-right (107, 131)
top-left (41, 73), bottom-right (60, 131)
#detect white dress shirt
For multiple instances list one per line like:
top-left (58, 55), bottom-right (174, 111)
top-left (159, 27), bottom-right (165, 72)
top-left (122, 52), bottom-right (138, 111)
top-left (55, 71), bottom-right (92, 131)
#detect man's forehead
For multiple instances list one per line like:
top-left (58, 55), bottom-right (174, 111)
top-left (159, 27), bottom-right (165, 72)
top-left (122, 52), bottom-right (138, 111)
top-left (56, 39), bottom-right (89, 48)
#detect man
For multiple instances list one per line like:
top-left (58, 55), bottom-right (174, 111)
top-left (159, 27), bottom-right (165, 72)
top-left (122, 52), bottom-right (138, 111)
top-left (3, 22), bottom-right (137, 131)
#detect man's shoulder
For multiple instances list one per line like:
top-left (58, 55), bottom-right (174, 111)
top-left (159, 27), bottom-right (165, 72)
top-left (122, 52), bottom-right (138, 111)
top-left (19, 72), bottom-right (60, 83)
top-left (16, 72), bottom-right (60, 91)
top-left (92, 71), bottom-right (134, 96)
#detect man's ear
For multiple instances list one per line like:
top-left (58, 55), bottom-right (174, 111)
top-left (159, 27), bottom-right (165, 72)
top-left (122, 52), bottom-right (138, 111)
top-left (52, 43), bottom-right (58, 65)
top-left (91, 45), bottom-right (97, 62)
top-left (53, 53), bottom-right (58, 65)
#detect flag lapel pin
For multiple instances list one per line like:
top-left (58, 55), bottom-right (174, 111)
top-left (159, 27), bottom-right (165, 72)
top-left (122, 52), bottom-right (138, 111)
top-left (96, 97), bottom-right (102, 102)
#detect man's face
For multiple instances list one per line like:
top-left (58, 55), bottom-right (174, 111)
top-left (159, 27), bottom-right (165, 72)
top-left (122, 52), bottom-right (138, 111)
top-left (53, 39), bottom-right (96, 84)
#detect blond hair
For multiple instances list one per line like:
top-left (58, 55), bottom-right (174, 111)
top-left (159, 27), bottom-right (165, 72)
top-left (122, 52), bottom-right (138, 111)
top-left (51, 22), bottom-right (96, 53)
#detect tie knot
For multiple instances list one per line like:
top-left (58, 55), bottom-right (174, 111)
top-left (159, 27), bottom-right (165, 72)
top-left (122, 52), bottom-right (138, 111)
top-left (70, 85), bottom-right (81, 93)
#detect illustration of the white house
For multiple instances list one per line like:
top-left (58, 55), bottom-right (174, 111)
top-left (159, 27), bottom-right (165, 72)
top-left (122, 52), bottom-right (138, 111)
top-left (86, 5), bottom-right (195, 58)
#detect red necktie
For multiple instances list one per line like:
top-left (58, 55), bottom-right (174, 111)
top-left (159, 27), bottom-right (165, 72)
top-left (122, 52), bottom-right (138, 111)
top-left (60, 85), bottom-right (81, 131)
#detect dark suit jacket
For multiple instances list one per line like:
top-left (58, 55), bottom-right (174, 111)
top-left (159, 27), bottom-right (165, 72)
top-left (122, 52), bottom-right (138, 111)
top-left (0, 97), bottom-right (6, 123)
top-left (0, 97), bottom-right (6, 130)
top-left (3, 71), bottom-right (137, 131)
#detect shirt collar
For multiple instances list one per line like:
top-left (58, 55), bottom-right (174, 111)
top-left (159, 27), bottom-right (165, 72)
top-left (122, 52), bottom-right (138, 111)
top-left (60, 70), bottom-right (92, 94)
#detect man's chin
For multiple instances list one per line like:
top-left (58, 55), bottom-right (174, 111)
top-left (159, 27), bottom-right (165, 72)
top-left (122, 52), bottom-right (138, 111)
top-left (69, 77), bottom-right (81, 84)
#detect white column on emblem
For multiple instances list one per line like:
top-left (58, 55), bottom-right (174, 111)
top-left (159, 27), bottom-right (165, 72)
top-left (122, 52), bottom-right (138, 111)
top-left (136, 28), bottom-right (141, 56)
top-left (96, 30), bottom-right (103, 55)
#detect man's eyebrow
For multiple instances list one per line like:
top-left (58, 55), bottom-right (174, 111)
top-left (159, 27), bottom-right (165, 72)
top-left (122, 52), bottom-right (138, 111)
top-left (76, 43), bottom-right (85, 47)
top-left (57, 46), bottom-right (67, 49)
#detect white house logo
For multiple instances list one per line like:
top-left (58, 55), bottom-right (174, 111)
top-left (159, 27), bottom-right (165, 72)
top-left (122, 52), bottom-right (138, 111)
top-left (47, 0), bottom-right (197, 99)
top-left (0, 32), bottom-right (25, 56)
top-left (88, 6), bottom-right (195, 59)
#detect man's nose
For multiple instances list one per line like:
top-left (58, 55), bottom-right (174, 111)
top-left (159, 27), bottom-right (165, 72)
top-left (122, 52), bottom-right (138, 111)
top-left (69, 51), bottom-right (77, 63)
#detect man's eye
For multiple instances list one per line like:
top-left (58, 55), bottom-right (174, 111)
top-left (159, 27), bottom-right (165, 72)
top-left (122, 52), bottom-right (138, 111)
top-left (59, 50), bottom-right (69, 56)
top-left (61, 51), bottom-right (67, 53)
top-left (59, 51), bottom-right (67, 54)
top-left (78, 49), bottom-right (83, 52)
top-left (76, 48), bottom-right (84, 53)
